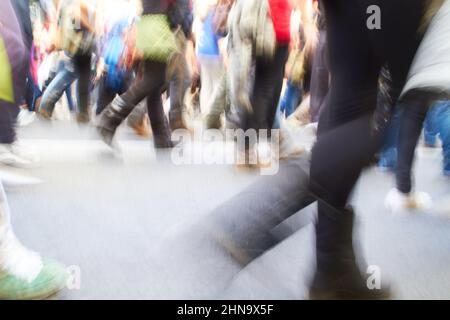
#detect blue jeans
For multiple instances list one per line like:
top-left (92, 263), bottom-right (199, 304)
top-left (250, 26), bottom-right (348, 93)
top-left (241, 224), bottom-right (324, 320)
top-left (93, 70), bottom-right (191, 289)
top-left (40, 59), bottom-right (77, 115)
top-left (378, 107), bottom-right (403, 171)
top-left (40, 54), bottom-right (91, 116)
top-left (379, 100), bottom-right (450, 174)
top-left (426, 101), bottom-right (450, 174)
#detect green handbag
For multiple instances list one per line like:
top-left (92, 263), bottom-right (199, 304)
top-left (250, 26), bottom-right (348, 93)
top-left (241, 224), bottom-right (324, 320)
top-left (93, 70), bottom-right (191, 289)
top-left (136, 14), bottom-right (179, 63)
top-left (0, 37), bottom-right (14, 103)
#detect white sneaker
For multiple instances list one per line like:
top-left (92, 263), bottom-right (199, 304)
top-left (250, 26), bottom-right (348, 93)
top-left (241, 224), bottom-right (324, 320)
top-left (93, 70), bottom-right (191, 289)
top-left (384, 188), bottom-right (432, 213)
top-left (17, 110), bottom-right (36, 127)
top-left (0, 143), bottom-right (40, 169)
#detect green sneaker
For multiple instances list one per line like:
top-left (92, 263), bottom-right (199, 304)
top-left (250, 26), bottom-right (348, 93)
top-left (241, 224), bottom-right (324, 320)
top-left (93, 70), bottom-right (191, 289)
top-left (0, 259), bottom-right (67, 300)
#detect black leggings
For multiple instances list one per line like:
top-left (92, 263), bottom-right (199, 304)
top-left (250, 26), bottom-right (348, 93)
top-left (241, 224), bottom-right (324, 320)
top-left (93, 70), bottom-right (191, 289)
top-left (310, 0), bottom-right (425, 208)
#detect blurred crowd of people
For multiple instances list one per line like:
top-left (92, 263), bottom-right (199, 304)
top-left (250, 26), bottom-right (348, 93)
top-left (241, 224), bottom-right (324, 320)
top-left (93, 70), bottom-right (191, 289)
top-left (0, 0), bottom-right (449, 299)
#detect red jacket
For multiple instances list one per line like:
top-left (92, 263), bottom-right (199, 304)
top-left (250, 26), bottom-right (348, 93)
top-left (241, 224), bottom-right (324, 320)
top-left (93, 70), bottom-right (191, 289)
top-left (268, 0), bottom-right (291, 44)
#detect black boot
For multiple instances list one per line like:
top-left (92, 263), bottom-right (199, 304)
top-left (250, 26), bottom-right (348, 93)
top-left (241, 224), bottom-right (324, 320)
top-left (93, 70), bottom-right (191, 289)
top-left (309, 202), bottom-right (390, 300)
top-left (96, 96), bottom-right (134, 146)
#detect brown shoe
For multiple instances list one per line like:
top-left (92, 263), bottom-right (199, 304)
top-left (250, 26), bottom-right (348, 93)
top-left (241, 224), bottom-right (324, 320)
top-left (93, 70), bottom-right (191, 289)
top-left (38, 108), bottom-right (52, 121)
top-left (130, 114), bottom-right (152, 138)
top-left (76, 112), bottom-right (90, 124)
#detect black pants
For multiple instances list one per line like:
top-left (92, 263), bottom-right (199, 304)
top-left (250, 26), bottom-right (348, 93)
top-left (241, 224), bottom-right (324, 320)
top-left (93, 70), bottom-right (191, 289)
top-left (244, 45), bottom-right (289, 136)
top-left (73, 54), bottom-right (92, 115)
top-left (116, 60), bottom-right (168, 135)
top-left (396, 90), bottom-right (448, 193)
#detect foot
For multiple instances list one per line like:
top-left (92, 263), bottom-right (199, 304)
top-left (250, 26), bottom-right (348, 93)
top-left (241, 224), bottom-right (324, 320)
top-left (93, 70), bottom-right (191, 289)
top-left (37, 108), bottom-right (52, 121)
top-left (205, 114), bottom-right (222, 130)
top-left (0, 143), bottom-right (40, 169)
top-left (17, 110), bottom-right (36, 127)
top-left (0, 259), bottom-right (67, 300)
top-left (169, 111), bottom-right (189, 131)
top-left (96, 125), bottom-right (116, 148)
top-left (277, 129), bottom-right (305, 160)
top-left (0, 228), bottom-right (66, 300)
top-left (76, 112), bottom-right (90, 124)
top-left (309, 271), bottom-right (391, 300)
top-left (384, 188), bottom-right (432, 213)
top-left (130, 115), bottom-right (152, 138)
top-left (153, 136), bottom-right (175, 149)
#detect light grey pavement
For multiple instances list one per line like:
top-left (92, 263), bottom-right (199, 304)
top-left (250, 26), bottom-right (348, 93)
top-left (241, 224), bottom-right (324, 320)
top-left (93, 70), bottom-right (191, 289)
top-left (4, 118), bottom-right (450, 300)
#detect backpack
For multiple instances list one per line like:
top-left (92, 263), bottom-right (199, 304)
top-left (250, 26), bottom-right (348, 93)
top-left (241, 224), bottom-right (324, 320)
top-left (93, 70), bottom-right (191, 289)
top-left (103, 20), bottom-right (129, 91)
top-left (0, 37), bottom-right (14, 103)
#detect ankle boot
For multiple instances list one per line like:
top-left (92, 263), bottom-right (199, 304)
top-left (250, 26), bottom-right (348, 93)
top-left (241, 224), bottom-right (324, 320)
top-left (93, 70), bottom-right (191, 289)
top-left (96, 96), bottom-right (134, 146)
top-left (309, 203), bottom-right (390, 300)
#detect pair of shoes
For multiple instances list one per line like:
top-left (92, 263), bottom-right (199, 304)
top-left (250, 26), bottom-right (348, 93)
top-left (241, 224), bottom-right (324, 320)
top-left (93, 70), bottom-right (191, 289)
top-left (0, 143), bottom-right (40, 169)
top-left (384, 188), bottom-right (432, 213)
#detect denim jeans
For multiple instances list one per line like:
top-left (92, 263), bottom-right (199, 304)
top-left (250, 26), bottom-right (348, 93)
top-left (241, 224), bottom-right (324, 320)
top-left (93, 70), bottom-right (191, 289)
top-left (380, 100), bottom-right (450, 185)
top-left (40, 54), bottom-right (91, 116)
top-left (377, 106), bottom-right (403, 170)
top-left (427, 101), bottom-right (450, 174)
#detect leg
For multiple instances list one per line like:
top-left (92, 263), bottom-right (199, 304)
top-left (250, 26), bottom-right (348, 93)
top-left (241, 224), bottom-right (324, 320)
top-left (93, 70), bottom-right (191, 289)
top-left (168, 34), bottom-right (191, 130)
top-left (208, 155), bottom-right (314, 266)
top-left (39, 61), bottom-right (77, 118)
top-left (396, 93), bottom-right (431, 194)
top-left (308, 0), bottom-right (426, 299)
top-left (206, 72), bottom-right (227, 130)
top-left (248, 46), bottom-right (289, 134)
top-left (309, 30), bottom-right (329, 123)
top-left (424, 104), bottom-right (439, 147)
top-left (435, 100), bottom-right (450, 175)
top-left (377, 107), bottom-right (403, 171)
top-left (65, 84), bottom-right (75, 113)
top-left (73, 54), bottom-right (92, 123)
top-left (96, 77), bottom-right (117, 116)
top-left (145, 61), bottom-right (172, 148)
top-left (0, 1), bottom-right (66, 299)
top-left (96, 61), bottom-right (163, 146)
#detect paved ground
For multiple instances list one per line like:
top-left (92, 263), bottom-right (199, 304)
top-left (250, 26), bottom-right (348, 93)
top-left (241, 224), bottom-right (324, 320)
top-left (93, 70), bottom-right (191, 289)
top-left (4, 117), bottom-right (450, 300)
